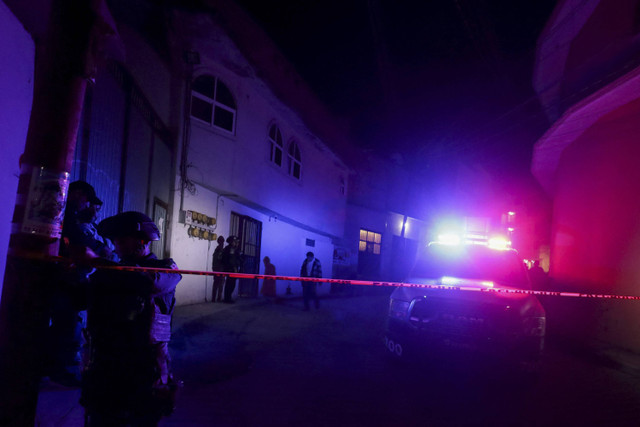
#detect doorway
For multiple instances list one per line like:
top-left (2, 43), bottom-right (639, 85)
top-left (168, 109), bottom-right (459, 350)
top-left (230, 212), bottom-right (262, 297)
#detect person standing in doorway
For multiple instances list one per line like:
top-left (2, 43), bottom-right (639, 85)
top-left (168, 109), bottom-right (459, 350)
top-left (261, 256), bottom-right (277, 298)
top-left (300, 251), bottom-right (322, 311)
top-left (211, 235), bottom-right (226, 302)
top-left (222, 236), bottom-right (242, 303)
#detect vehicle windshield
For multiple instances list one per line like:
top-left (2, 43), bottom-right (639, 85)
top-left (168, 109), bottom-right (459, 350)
top-left (410, 244), bottom-right (531, 289)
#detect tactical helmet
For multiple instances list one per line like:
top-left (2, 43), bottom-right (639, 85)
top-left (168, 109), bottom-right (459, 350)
top-left (98, 211), bottom-right (160, 241)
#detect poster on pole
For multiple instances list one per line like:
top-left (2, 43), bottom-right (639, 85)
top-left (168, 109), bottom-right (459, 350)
top-left (21, 167), bottom-right (69, 239)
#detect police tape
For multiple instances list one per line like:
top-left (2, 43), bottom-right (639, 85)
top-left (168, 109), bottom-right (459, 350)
top-left (11, 251), bottom-right (640, 301)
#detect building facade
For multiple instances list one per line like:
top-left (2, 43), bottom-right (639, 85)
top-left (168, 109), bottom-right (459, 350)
top-left (532, 0), bottom-right (640, 351)
top-left (0, 0), bottom-right (356, 305)
top-left (0, 0), bottom-right (554, 309)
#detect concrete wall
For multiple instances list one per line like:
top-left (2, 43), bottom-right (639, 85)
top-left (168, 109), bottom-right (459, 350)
top-left (168, 22), bottom-right (348, 305)
top-left (0, 1), bottom-right (34, 300)
top-left (186, 60), bottom-right (348, 238)
top-left (345, 203), bottom-right (428, 282)
top-left (550, 97), bottom-right (640, 351)
top-left (0, 4), bottom-right (350, 307)
top-left (171, 181), bottom-right (334, 305)
top-left (534, 0), bottom-right (640, 122)
top-left (118, 25), bottom-right (173, 129)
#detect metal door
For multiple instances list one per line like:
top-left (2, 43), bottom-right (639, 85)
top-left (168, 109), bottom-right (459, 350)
top-left (230, 212), bottom-right (262, 297)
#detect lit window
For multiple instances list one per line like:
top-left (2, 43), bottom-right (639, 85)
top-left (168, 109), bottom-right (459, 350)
top-left (268, 124), bottom-right (283, 166)
top-left (191, 75), bottom-right (236, 133)
top-left (359, 228), bottom-right (381, 254)
top-left (288, 141), bottom-right (301, 179)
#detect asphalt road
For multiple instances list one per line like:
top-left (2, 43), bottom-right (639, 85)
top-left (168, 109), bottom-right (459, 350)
top-left (164, 292), bottom-right (640, 427)
top-left (36, 291), bottom-right (640, 426)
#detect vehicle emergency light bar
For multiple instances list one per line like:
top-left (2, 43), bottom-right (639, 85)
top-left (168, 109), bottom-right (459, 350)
top-left (432, 233), bottom-right (511, 250)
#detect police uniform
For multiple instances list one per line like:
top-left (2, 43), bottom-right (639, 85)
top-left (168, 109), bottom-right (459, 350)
top-left (300, 254), bottom-right (322, 310)
top-left (48, 181), bottom-right (112, 386)
top-left (221, 236), bottom-right (242, 302)
top-left (81, 212), bottom-right (181, 426)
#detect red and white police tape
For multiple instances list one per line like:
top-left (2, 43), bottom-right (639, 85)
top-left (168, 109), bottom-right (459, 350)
top-left (11, 252), bottom-right (640, 301)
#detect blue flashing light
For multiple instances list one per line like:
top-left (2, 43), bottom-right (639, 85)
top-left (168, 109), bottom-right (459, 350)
top-left (441, 276), bottom-right (459, 285)
top-left (440, 276), bottom-right (494, 287)
top-left (435, 233), bottom-right (462, 246)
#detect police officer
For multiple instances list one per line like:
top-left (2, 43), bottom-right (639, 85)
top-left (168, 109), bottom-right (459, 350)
top-left (221, 236), bottom-right (242, 303)
top-left (211, 235), bottom-right (226, 302)
top-left (300, 251), bottom-right (322, 311)
top-left (48, 181), bottom-right (114, 386)
top-left (81, 211), bottom-right (182, 426)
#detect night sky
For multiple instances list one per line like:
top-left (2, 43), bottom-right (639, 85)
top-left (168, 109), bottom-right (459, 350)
top-left (235, 0), bottom-right (558, 179)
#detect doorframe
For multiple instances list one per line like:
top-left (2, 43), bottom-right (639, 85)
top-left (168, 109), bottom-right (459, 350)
top-left (230, 212), bottom-right (262, 297)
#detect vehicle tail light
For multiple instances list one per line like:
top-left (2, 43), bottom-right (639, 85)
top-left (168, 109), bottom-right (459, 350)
top-left (389, 299), bottom-right (410, 320)
top-left (488, 236), bottom-right (511, 250)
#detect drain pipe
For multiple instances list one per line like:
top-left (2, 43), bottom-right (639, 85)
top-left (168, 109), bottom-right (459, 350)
top-left (179, 50), bottom-right (199, 218)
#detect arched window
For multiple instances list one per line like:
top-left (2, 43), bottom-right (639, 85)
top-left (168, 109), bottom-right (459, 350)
top-left (268, 124), bottom-right (283, 167)
top-left (287, 141), bottom-right (301, 179)
top-left (190, 74), bottom-right (236, 133)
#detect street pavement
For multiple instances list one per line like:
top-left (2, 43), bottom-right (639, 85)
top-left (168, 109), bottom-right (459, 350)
top-left (35, 292), bottom-right (640, 426)
top-left (35, 294), bottom-right (314, 427)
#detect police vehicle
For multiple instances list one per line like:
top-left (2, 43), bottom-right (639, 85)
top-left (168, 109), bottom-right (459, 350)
top-left (384, 234), bottom-right (546, 373)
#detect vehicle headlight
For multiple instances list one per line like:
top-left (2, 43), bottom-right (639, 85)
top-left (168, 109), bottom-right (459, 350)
top-left (389, 299), bottom-right (410, 320)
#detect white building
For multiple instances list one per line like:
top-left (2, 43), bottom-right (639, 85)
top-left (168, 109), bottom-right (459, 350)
top-left (0, 0), bottom-right (352, 305)
top-left (0, 0), bottom-right (447, 310)
top-left (167, 5), bottom-right (351, 303)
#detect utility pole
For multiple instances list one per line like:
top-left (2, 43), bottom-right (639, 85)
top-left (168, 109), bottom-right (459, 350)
top-left (0, 1), bottom-right (118, 425)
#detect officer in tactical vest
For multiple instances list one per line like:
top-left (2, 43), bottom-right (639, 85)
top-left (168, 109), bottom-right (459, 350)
top-left (80, 211), bottom-right (181, 426)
